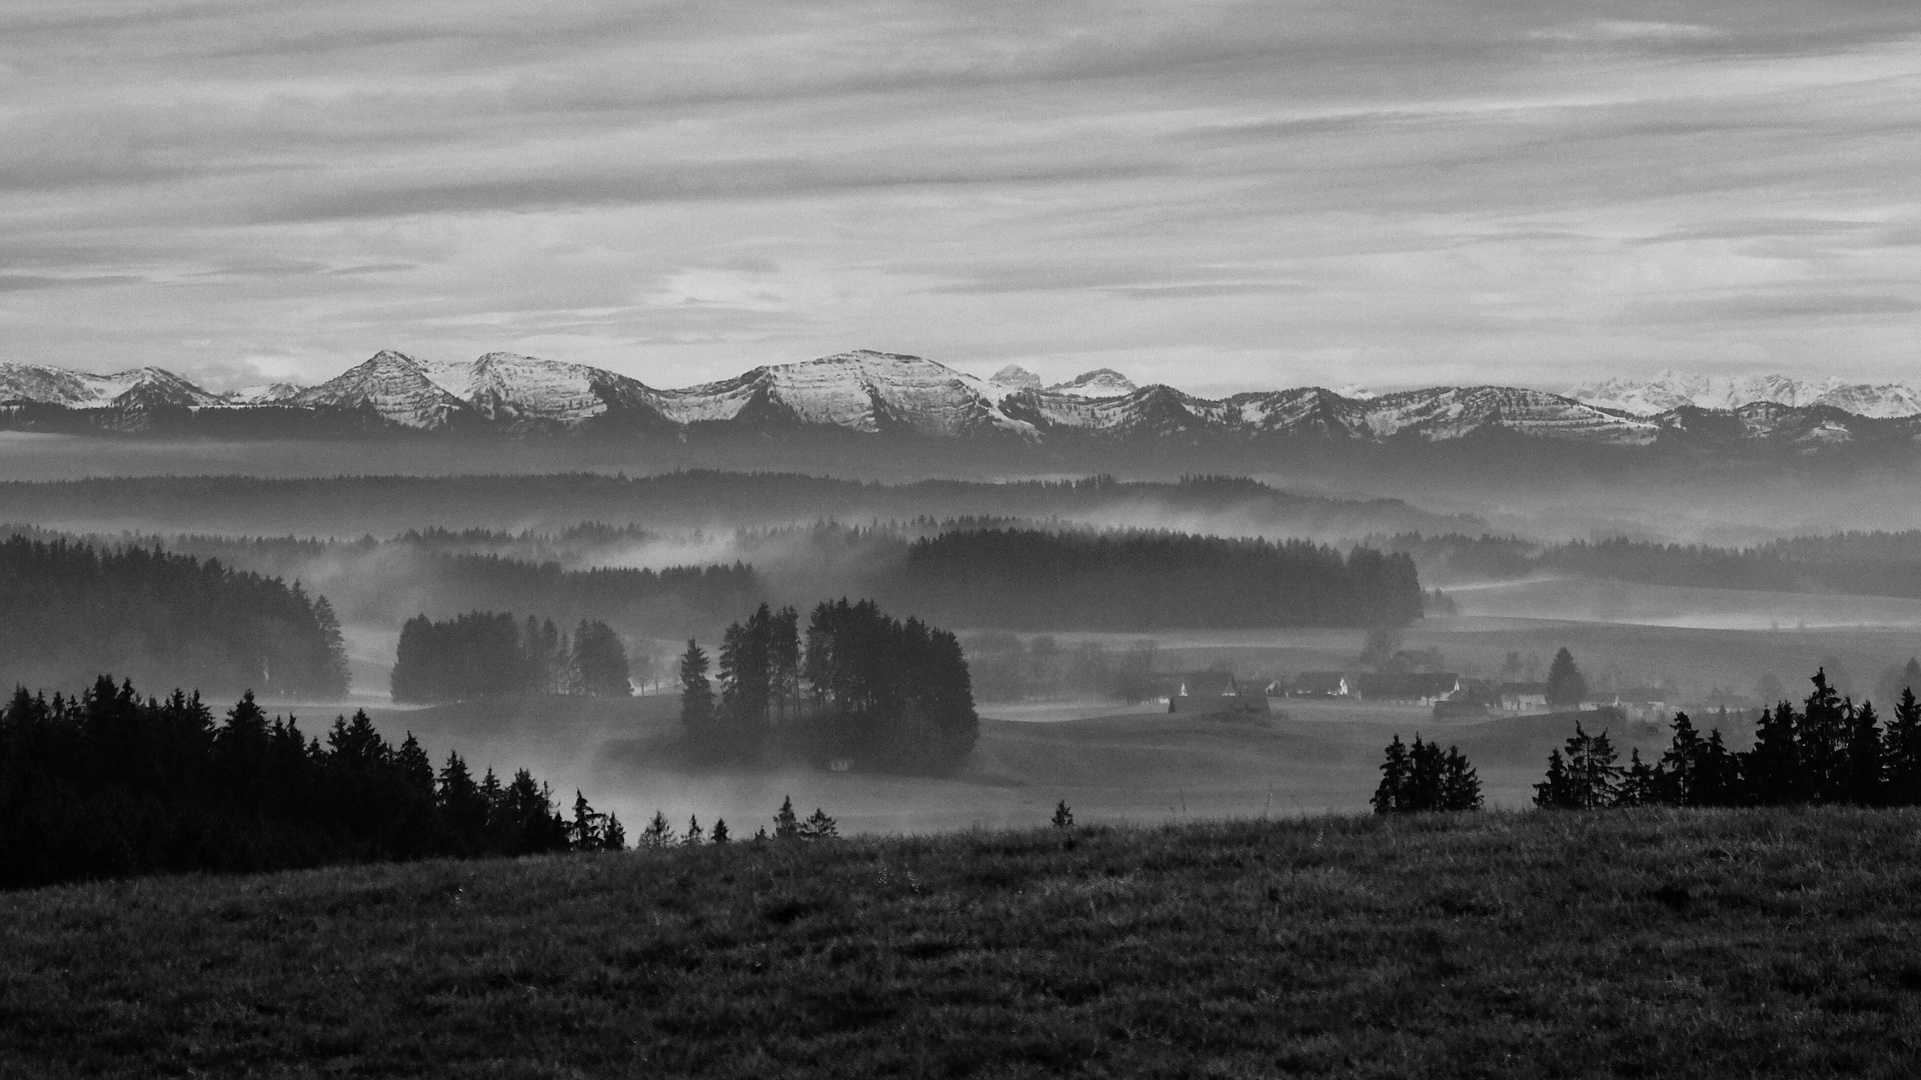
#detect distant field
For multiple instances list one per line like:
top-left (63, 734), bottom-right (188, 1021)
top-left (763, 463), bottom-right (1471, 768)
top-left (4, 809), bottom-right (1918, 1077)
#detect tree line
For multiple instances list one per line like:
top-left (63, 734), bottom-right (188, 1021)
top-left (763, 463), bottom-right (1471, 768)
top-left (0, 535), bottom-right (349, 699)
top-left (680, 599), bottom-right (978, 773)
top-left (0, 676), bottom-right (618, 890)
top-left (391, 612), bottom-right (630, 703)
top-left (1534, 669), bottom-right (1921, 809)
top-left (880, 529), bottom-right (1424, 631)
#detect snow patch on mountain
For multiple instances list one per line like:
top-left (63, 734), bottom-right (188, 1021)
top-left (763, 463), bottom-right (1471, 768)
top-left (291, 349), bottom-right (473, 428)
top-left (224, 383), bottom-right (303, 405)
top-left (655, 350), bottom-right (1036, 438)
top-left (1047, 368), bottom-right (1137, 399)
top-left (1570, 372), bottom-right (1921, 418)
top-left (0, 363), bottom-right (223, 409)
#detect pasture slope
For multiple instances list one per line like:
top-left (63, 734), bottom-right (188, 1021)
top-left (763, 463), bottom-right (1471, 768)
top-left (2, 809), bottom-right (1918, 1078)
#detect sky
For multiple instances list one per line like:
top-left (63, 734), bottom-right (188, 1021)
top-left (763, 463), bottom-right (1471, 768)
top-left (1, 0), bottom-right (1917, 396)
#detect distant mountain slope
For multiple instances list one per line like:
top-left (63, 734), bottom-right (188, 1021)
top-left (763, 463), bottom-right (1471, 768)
top-left (3, 351), bottom-right (1917, 452)
top-left (1569, 372), bottom-right (1921, 419)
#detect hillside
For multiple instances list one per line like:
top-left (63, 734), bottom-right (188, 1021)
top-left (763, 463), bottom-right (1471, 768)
top-left (2, 810), bottom-right (1917, 1077)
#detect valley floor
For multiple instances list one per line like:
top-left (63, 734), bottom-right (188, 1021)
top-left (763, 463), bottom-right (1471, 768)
top-left (2, 809), bottom-right (1918, 1078)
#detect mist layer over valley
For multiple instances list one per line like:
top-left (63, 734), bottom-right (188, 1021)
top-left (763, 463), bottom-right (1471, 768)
top-left (12, 462), bottom-right (1921, 838)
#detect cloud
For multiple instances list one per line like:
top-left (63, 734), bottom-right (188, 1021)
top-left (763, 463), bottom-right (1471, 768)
top-left (1, 0), bottom-right (1919, 390)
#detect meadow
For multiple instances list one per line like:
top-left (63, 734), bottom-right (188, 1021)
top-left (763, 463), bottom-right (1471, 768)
top-left (2, 809), bottom-right (1918, 1077)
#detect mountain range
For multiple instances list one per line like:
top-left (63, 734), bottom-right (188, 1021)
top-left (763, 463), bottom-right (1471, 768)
top-left (3, 350), bottom-right (1919, 452)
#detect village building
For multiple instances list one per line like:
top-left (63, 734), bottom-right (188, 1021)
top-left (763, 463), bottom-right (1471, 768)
top-left (1169, 670), bottom-right (1269, 714)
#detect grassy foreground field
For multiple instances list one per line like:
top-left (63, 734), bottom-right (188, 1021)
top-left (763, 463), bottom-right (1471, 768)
top-left (4, 810), bottom-right (1921, 1078)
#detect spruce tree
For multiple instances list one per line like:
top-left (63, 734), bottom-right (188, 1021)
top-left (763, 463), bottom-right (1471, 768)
top-left (1886, 687), bottom-right (1921, 806)
top-left (1439, 746), bottom-right (1483, 811)
top-left (1545, 648), bottom-right (1588, 709)
top-left (602, 813), bottom-right (626, 851)
top-left (1371, 734), bottom-right (1410, 815)
top-left (640, 811), bottom-right (673, 849)
top-left (1052, 800), bottom-right (1075, 828)
top-left (1657, 711), bottom-right (1704, 806)
top-left (678, 639), bottom-right (714, 736)
top-left (1534, 748), bottom-right (1578, 809)
top-left (1616, 749), bottom-right (1659, 807)
top-left (1801, 671), bottom-right (1848, 802)
top-left (711, 818), bottom-right (731, 844)
top-left (1842, 700), bottom-right (1885, 806)
top-left (800, 807), bottom-right (839, 840)
top-left (571, 790), bottom-right (601, 851)
top-left (1698, 728), bottom-right (1742, 806)
top-left (773, 795), bottom-right (800, 839)
top-left (1744, 702), bottom-right (1802, 805)
top-left (1406, 735), bottom-right (1445, 812)
top-left (682, 815), bottom-right (705, 846)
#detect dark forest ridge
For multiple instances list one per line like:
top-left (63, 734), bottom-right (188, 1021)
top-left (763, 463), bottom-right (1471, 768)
top-left (3, 809), bottom-right (1917, 1076)
top-left (4, 350), bottom-right (1918, 455)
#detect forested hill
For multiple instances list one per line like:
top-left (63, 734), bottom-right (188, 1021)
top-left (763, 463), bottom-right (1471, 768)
top-left (1384, 530), bottom-right (1921, 601)
top-left (0, 537), bottom-right (349, 699)
top-left (881, 530), bottom-right (1424, 630)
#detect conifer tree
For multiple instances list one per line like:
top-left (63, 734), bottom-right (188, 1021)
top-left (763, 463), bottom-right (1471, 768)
top-left (1372, 734), bottom-right (1409, 815)
top-left (1439, 746), bottom-right (1483, 811)
top-left (1744, 702), bottom-right (1803, 805)
top-left (640, 811), bottom-right (673, 849)
top-left (678, 639), bottom-right (714, 735)
top-left (1657, 711), bottom-right (1705, 806)
top-left (602, 813), bottom-right (626, 851)
top-left (1697, 728), bottom-right (1742, 806)
top-left (1616, 749), bottom-right (1659, 807)
top-left (1842, 700), bottom-right (1885, 805)
top-left (1545, 648), bottom-right (1588, 709)
top-left (773, 795), bottom-right (800, 839)
top-left (682, 815), bottom-right (705, 846)
top-left (1534, 748), bottom-right (1579, 809)
top-left (711, 818), bottom-right (731, 844)
top-left (1052, 800), bottom-right (1075, 828)
top-left (1406, 735), bottom-right (1445, 811)
top-left (800, 807), bottom-right (839, 840)
top-left (1801, 671), bottom-right (1849, 802)
top-left (571, 790), bottom-right (602, 850)
top-left (1886, 687), bottom-right (1921, 806)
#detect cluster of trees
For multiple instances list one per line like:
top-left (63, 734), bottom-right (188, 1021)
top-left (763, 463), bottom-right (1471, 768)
top-left (882, 529), bottom-right (1423, 631)
top-left (0, 536), bottom-right (348, 699)
top-left (0, 676), bottom-right (614, 889)
top-left (1535, 669), bottom-right (1921, 809)
top-left (391, 612), bottom-right (630, 703)
top-left (960, 633), bottom-right (1160, 703)
top-left (681, 599), bottom-right (978, 773)
top-left (1371, 735), bottom-right (1483, 813)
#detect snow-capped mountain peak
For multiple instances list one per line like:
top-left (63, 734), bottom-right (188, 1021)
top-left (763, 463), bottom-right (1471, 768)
top-left (1047, 368), bottom-right (1138, 398)
top-left (987, 364), bottom-right (1042, 392)
top-left (1569, 372), bottom-right (1921, 418)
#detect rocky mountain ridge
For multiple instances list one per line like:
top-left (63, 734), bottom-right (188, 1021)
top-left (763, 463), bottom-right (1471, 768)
top-left (2, 352), bottom-right (1917, 452)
